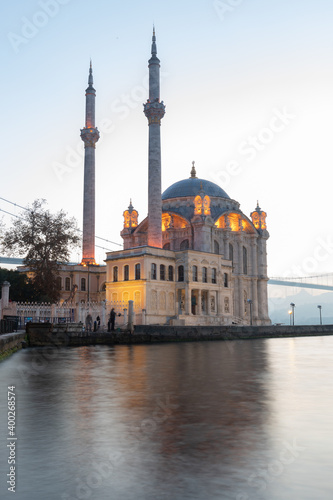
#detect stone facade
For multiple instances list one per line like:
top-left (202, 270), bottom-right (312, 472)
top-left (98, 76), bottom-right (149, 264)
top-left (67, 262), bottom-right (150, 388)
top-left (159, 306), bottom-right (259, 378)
top-left (105, 31), bottom-right (271, 327)
top-left (106, 184), bottom-right (270, 326)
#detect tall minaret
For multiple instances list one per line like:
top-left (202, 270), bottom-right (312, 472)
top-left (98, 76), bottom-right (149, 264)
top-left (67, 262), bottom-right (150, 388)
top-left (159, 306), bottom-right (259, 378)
top-left (143, 28), bottom-right (166, 248)
top-left (80, 61), bottom-right (99, 265)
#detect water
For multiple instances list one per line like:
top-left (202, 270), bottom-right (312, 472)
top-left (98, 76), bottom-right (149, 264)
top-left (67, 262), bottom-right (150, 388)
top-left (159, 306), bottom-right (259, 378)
top-left (0, 337), bottom-right (332, 500)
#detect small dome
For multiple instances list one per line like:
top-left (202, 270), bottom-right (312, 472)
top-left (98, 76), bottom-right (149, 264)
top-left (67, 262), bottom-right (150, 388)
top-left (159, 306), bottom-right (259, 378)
top-left (162, 177), bottom-right (230, 201)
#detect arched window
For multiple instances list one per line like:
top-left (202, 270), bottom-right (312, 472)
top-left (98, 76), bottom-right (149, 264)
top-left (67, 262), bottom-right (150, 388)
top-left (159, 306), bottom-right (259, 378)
top-left (65, 277), bottom-right (70, 291)
top-left (163, 242), bottom-right (171, 250)
top-left (56, 277), bottom-right (62, 290)
top-left (180, 239), bottom-right (189, 250)
top-left (214, 241), bottom-right (219, 254)
top-left (212, 268), bottom-right (217, 284)
top-left (243, 246), bottom-right (248, 275)
top-left (202, 267), bottom-right (207, 283)
top-left (113, 266), bottom-right (118, 282)
top-left (160, 264), bottom-right (165, 280)
top-left (124, 265), bottom-right (129, 281)
top-left (224, 273), bottom-right (228, 288)
top-left (135, 263), bottom-right (141, 280)
top-left (101, 282), bottom-right (106, 292)
top-left (229, 243), bottom-right (234, 264)
top-left (178, 265), bottom-right (184, 282)
top-left (192, 265), bottom-right (198, 282)
top-left (151, 263), bottom-right (157, 280)
top-left (81, 278), bottom-right (86, 291)
top-left (168, 265), bottom-right (174, 281)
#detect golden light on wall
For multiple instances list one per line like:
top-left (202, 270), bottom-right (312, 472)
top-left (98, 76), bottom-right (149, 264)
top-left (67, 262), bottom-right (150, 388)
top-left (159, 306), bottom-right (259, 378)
top-left (194, 195), bottom-right (202, 215)
top-left (194, 195), bottom-right (211, 216)
top-left (215, 213), bottom-right (255, 233)
top-left (123, 200), bottom-right (138, 229)
top-left (215, 216), bottom-right (226, 229)
top-left (228, 213), bottom-right (241, 232)
top-left (162, 213), bottom-right (188, 230)
top-left (162, 214), bottom-right (171, 231)
top-left (203, 195), bottom-right (211, 215)
top-left (250, 202), bottom-right (267, 231)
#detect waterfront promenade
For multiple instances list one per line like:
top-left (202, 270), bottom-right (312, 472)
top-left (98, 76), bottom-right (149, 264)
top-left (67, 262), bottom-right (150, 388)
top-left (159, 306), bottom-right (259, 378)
top-left (1, 323), bottom-right (333, 358)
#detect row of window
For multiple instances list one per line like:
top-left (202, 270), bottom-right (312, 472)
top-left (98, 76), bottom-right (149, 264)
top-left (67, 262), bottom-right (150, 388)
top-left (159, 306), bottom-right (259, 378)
top-left (162, 242), bottom-right (248, 275)
top-left (113, 264), bottom-right (169, 282)
top-left (112, 264), bottom-right (228, 286)
top-left (113, 264), bottom-right (142, 282)
top-left (56, 277), bottom-right (105, 292)
top-left (178, 265), bottom-right (228, 286)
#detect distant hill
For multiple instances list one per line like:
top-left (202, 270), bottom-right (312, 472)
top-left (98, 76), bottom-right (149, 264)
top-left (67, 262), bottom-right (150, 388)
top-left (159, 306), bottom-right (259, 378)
top-left (268, 289), bottom-right (333, 325)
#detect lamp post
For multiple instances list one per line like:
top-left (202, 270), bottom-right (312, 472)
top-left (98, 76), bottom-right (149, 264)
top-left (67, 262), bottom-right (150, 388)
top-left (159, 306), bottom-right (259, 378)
top-left (317, 305), bottom-right (322, 325)
top-left (247, 299), bottom-right (253, 326)
top-left (290, 303), bottom-right (295, 326)
top-left (87, 264), bottom-right (90, 304)
top-left (288, 310), bottom-right (292, 326)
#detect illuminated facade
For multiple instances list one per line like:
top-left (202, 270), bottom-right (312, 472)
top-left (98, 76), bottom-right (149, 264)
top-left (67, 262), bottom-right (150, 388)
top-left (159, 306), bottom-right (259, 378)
top-left (105, 31), bottom-right (270, 326)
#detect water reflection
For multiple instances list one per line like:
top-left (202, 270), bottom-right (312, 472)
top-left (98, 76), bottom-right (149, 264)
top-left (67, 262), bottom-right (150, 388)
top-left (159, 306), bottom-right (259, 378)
top-left (0, 337), bottom-right (332, 499)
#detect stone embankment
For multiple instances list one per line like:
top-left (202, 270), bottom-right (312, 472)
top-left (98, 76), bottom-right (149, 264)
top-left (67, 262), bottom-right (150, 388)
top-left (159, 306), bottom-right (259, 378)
top-left (25, 322), bottom-right (333, 347)
top-left (1, 323), bottom-right (333, 359)
top-left (0, 331), bottom-right (27, 360)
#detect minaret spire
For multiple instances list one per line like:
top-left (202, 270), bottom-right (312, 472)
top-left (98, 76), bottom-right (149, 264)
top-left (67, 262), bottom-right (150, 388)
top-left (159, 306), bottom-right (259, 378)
top-left (143, 28), bottom-right (166, 248)
top-left (80, 62), bottom-right (100, 265)
top-left (88, 59), bottom-right (93, 87)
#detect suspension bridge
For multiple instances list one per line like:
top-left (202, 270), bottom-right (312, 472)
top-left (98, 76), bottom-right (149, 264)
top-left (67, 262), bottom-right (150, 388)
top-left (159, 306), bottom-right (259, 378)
top-left (268, 274), bottom-right (333, 291)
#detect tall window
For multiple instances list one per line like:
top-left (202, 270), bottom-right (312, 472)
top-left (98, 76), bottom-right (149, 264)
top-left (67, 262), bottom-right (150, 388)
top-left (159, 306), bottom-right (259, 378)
top-left (65, 277), bottom-right (70, 291)
top-left (212, 268), bottom-right (217, 284)
top-left (113, 266), bottom-right (118, 282)
top-left (224, 273), bottom-right (228, 288)
top-left (81, 278), bottom-right (86, 291)
top-left (192, 265), bottom-right (198, 282)
top-left (202, 267), bottom-right (207, 283)
top-left (214, 240), bottom-right (219, 254)
top-left (135, 263), bottom-right (141, 280)
top-left (56, 277), bottom-right (62, 290)
top-left (160, 264), bottom-right (165, 280)
top-left (229, 243), bottom-right (234, 265)
top-left (178, 265), bottom-right (184, 282)
top-left (151, 263), bottom-right (157, 280)
top-left (168, 265), bottom-right (174, 281)
top-left (124, 265), bottom-right (129, 281)
top-left (243, 246), bottom-right (248, 275)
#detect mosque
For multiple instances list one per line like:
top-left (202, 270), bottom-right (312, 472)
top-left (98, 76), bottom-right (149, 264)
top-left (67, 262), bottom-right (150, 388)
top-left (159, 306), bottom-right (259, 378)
top-left (58, 30), bottom-right (271, 326)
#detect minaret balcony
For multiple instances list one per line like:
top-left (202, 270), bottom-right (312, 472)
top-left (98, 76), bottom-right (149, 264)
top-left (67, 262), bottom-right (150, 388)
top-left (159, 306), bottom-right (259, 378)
top-left (80, 127), bottom-right (100, 148)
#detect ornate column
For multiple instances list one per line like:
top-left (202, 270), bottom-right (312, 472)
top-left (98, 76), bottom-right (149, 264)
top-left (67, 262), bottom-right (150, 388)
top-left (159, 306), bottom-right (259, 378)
top-left (81, 61), bottom-right (99, 265)
top-left (143, 29), bottom-right (166, 248)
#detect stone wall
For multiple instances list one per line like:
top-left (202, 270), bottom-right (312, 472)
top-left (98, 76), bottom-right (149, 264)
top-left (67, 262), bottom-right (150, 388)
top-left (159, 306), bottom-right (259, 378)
top-left (24, 322), bottom-right (333, 348)
top-left (0, 332), bottom-right (27, 358)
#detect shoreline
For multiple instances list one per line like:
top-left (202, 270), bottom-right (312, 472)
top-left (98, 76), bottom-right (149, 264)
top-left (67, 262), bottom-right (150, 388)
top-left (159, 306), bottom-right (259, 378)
top-left (0, 323), bottom-right (333, 361)
top-left (1, 323), bottom-right (333, 359)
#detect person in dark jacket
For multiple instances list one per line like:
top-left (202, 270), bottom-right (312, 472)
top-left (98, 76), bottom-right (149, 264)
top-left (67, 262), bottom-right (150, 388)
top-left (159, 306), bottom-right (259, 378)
top-left (108, 308), bottom-right (116, 331)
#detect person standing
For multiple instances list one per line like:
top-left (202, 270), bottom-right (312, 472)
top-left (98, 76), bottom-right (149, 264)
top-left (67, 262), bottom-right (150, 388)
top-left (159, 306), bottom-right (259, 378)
top-left (109, 308), bottom-right (116, 331)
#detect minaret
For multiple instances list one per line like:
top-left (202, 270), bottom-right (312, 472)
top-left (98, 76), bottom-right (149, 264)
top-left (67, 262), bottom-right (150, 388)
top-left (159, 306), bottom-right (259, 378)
top-left (143, 28), bottom-right (166, 248)
top-left (80, 61), bottom-right (99, 265)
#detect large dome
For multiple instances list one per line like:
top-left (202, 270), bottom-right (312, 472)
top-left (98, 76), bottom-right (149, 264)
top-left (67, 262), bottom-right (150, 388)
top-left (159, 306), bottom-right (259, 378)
top-left (162, 177), bottom-right (230, 201)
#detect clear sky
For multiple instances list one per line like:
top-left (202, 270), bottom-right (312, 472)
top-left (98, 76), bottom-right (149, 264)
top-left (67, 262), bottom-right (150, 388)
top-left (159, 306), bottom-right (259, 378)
top-left (1, 0), bottom-right (333, 279)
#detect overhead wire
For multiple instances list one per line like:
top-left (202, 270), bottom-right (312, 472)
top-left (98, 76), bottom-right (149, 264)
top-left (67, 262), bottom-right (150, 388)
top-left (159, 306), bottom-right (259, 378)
top-left (0, 196), bottom-right (122, 247)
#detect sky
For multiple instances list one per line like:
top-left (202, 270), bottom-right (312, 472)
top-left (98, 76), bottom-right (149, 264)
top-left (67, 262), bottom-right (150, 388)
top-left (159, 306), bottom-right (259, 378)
top-left (1, 0), bottom-right (333, 290)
